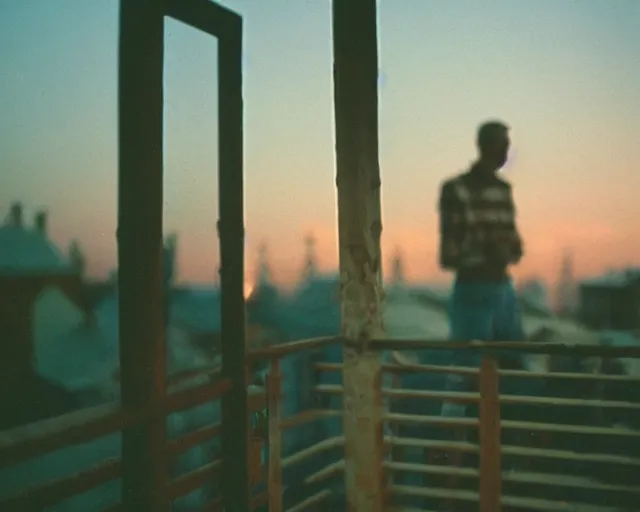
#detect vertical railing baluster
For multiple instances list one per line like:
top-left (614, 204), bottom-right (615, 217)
top-left (390, 370), bottom-right (403, 485)
top-left (479, 355), bottom-right (502, 512)
top-left (267, 358), bottom-right (283, 512)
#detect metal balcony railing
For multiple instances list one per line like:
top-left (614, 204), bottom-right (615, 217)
top-left (1, 337), bottom-right (639, 511)
top-left (317, 339), bottom-right (640, 511)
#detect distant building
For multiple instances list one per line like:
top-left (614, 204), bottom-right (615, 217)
top-left (555, 250), bottom-right (578, 316)
top-left (578, 268), bottom-right (640, 331)
top-left (0, 203), bottom-right (91, 380)
top-left (388, 248), bottom-right (406, 289)
top-left (0, 203), bottom-right (93, 428)
top-left (301, 233), bottom-right (318, 282)
top-left (517, 278), bottom-right (551, 316)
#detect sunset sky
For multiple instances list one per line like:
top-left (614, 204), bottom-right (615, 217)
top-left (1, 0), bottom-right (638, 288)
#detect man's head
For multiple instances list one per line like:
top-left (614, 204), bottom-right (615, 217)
top-left (477, 120), bottom-right (510, 170)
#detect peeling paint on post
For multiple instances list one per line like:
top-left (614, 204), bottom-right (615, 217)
top-left (332, 1), bottom-right (385, 510)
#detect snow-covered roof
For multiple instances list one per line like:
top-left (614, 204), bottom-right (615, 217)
top-left (170, 288), bottom-right (222, 333)
top-left (600, 330), bottom-right (640, 347)
top-left (596, 331), bottom-right (640, 378)
top-left (580, 268), bottom-right (640, 289)
top-left (384, 289), bottom-right (449, 339)
top-left (0, 224), bottom-right (71, 274)
top-left (34, 292), bottom-right (219, 396)
top-left (36, 325), bottom-right (118, 391)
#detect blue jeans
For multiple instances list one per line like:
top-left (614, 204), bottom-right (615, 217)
top-left (450, 279), bottom-right (525, 344)
top-left (442, 279), bottom-right (525, 418)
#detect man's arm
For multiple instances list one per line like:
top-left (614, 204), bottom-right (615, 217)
top-left (438, 181), bottom-right (466, 270)
top-left (506, 186), bottom-right (523, 264)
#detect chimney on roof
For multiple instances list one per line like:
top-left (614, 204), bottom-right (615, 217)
top-left (302, 233), bottom-right (317, 281)
top-left (10, 202), bottom-right (23, 227)
top-left (69, 240), bottom-right (86, 276)
top-left (390, 247), bottom-right (406, 286)
top-left (35, 211), bottom-right (47, 235)
top-left (164, 233), bottom-right (177, 285)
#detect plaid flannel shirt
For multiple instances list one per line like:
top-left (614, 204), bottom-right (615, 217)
top-left (438, 168), bottom-right (523, 271)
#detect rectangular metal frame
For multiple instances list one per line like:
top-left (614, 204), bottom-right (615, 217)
top-left (118, 0), bottom-right (247, 509)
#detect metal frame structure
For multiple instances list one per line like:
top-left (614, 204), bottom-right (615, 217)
top-left (118, 0), bottom-right (247, 509)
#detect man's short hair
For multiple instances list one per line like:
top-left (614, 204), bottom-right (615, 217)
top-left (477, 120), bottom-right (509, 150)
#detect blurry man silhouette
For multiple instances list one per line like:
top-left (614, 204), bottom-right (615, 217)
top-left (437, 120), bottom-right (525, 417)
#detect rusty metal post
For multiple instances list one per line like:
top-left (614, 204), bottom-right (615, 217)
top-left (217, 12), bottom-right (251, 512)
top-left (332, 1), bottom-right (385, 510)
top-left (267, 359), bottom-right (283, 512)
top-left (117, 0), bottom-right (167, 509)
top-left (479, 356), bottom-right (502, 512)
top-left (164, 1), bottom-right (249, 508)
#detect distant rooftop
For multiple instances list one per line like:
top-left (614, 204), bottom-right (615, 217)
top-left (0, 218), bottom-right (67, 276)
top-left (580, 267), bottom-right (640, 288)
top-left (0, 202), bottom-right (88, 277)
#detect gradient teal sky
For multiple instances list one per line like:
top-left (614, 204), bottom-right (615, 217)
top-left (1, 0), bottom-right (639, 288)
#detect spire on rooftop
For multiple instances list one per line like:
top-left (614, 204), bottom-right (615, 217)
top-left (390, 246), bottom-right (405, 286)
top-left (256, 241), bottom-right (271, 285)
top-left (555, 248), bottom-right (577, 316)
top-left (69, 239), bottom-right (86, 276)
top-left (302, 232), bottom-right (317, 281)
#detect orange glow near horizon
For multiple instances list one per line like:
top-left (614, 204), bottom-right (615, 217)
top-left (1, 1), bottom-right (638, 290)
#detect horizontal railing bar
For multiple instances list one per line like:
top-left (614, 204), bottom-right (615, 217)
top-left (385, 412), bottom-right (478, 428)
top-left (499, 367), bottom-right (640, 382)
top-left (385, 436), bottom-right (479, 453)
top-left (386, 460), bottom-right (477, 477)
top-left (0, 403), bottom-right (129, 470)
top-left (317, 361), bottom-right (479, 377)
top-left (389, 485), bottom-right (620, 512)
top-left (0, 378), bottom-right (231, 469)
top-left (384, 362), bottom-right (477, 377)
top-left (304, 459), bottom-right (344, 484)
top-left (497, 393), bottom-right (640, 409)
top-left (384, 436), bottom-right (640, 466)
top-left (249, 336), bottom-right (640, 359)
top-left (385, 461), bottom-right (640, 494)
top-left (246, 335), bottom-right (343, 360)
top-left (202, 495), bottom-right (222, 511)
top-left (167, 365), bottom-right (221, 388)
top-left (504, 469), bottom-right (640, 493)
top-left (251, 490), bottom-right (269, 509)
top-left (164, 388), bottom-right (264, 458)
top-left (279, 409), bottom-right (342, 430)
top-left (164, 423), bottom-right (222, 459)
top-left (385, 413), bottom-right (640, 437)
top-left (501, 418), bottom-right (640, 437)
top-left (166, 459), bottom-right (222, 500)
top-left (316, 361), bottom-right (640, 382)
top-left (315, 384), bottom-right (640, 409)
top-left (0, 458), bottom-right (121, 510)
top-left (285, 489), bottom-right (334, 512)
top-left (164, 378), bottom-right (232, 414)
top-left (281, 436), bottom-right (344, 469)
top-left (390, 484), bottom-right (479, 503)
top-left (204, 491), bottom-right (273, 512)
top-left (502, 443), bottom-right (640, 466)
top-left (369, 338), bottom-right (640, 358)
